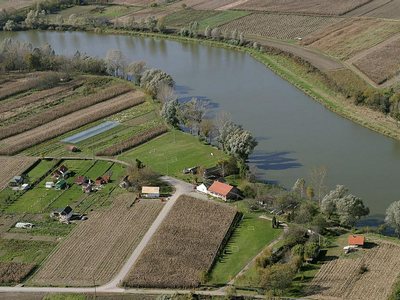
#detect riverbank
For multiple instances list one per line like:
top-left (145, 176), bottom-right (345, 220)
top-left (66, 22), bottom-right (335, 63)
top-left (100, 28), bottom-right (400, 141)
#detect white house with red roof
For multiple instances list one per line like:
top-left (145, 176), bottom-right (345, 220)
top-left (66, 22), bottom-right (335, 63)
top-left (197, 181), bottom-right (239, 201)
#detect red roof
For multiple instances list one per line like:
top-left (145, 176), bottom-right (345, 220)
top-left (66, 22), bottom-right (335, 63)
top-left (208, 181), bottom-right (234, 197)
top-left (348, 235), bottom-right (365, 246)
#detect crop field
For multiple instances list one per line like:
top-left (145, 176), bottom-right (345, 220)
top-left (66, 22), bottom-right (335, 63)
top-left (32, 194), bottom-right (163, 287)
top-left (0, 0), bottom-right (34, 10)
top-left (0, 156), bottom-right (38, 191)
top-left (353, 36), bottom-right (400, 84)
top-left (0, 75), bottom-right (48, 101)
top-left (112, 0), bottom-right (156, 5)
top-left (165, 9), bottom-right (249, 30)
top-left (0, 91), bottom-right (145, 155)
top-left (121, 130), bottom-right (227, 178)
top-left (119, 5), bottom-right (178, 22)
top-left (220, 13), bottom-right (342, 40)
top-left (345, 0), bottom-right (393, 16)
top-left (0, 262), bottom-right (35, 284)
top-left (0, 239), bottom-right (56, 265)
top-left (53, 4), bottom-right (141, 20)
top-left (364, 0), bottom-right (400, 19)
top-left (124, 195), bottom-right (238, 288)
top-left (308, 242), bottom-right (400, 300)
top-left (302, 18), bottom-right (400, 60)
top-left (0, 84), bottom-right (132, 140)
top-left (167, 0), bottom-right (240, 10)
top-left (235, 0), bottom-right (371, 16)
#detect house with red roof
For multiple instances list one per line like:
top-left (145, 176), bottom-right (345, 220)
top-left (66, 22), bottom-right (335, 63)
top-left (207, 181), bottom-right (239, 201)
top-left (348, 235), bottom-right (365, 247)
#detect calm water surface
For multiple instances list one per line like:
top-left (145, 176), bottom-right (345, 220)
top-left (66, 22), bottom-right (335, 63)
top-left (3, 31), bottom-right (400, 222)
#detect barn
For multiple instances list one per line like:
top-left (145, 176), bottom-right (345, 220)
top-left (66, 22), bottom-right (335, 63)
top-left (141, 186), bottom-right (160, 198)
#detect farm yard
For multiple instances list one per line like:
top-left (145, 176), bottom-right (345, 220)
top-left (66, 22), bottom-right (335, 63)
top-left (219, 13), bottom-right (342, 40)
top-left (308, 241), bottom-right (400, 300)
top-left (353, 36), bottom-right (400, 84)
top-left (123, 195), bottom-right (239, 288)
top-left (31, 194), bottom-right (164, 287)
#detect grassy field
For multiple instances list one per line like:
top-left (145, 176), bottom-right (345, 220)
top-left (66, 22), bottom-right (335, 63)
top-left (120, 130), bottom-right (227, 178)
top-left (0, 239), bottom-right (56, 264)
top-left (209, 200), bottom-right (282, 284)
top-left (53, 5), bottom-right (141, 20)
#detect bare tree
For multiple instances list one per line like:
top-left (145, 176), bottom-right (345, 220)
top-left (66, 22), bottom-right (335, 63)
top-left (157, 83), bottom-right (176, 104)
top-left (105, 49), bottom-right (126, 77)
top-left (309, 166), bottom-right (328, 205)
top-left (127, 60), bottom-right (146, 84)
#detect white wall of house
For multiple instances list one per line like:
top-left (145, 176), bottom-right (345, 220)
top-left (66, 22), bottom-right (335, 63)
top-left (196, 184), bottom-right (208, 194)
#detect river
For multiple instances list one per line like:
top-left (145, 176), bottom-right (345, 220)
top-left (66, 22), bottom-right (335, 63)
top-left (2, 30), bottom-right (400, 223)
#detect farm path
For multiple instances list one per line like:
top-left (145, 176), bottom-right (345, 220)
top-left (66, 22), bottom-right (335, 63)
top-left (226, 216), bottom-right (288, 286)
top-left (99, 175), bottom-right (194, 291)
top-left (247, 35), bottom-right (344, 71)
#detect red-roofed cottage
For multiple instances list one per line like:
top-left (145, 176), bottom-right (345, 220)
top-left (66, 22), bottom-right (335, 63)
top-left (348, 235), bottom-right (365, 247)
top-left (207, 181), bottom-right (238, 201)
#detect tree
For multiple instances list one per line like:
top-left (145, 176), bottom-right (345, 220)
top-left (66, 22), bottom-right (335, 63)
top-left (386, 200), bottom-right (400, 237)
top-left (127, 60), bottom-right (146, 84)
top-left (304, 242), bottom-right (319, 261)
top-left (259, 263), bottom-right (295, 293)
top-left (161, 98), bottom-right (179, 127)
top-left (321, 185), bottom-right (347, 218)
top-left (25, 10), bottom-right (39, 29)
top-left (157, 16), bottom-right (166, 33)
top-left (140, 68), bottom-right (174, 97)
top-left (204, 26), bottom-right (211, 38)
top-left (272, 216), bottom-right (277, 228)
top-left (211, 27), bottom-right (221, 40)
top-left (105, 49), bottom-right (126, 77)
top-left (156, 83), bottom-right (176, 104)
top-left (309, 165), bottom-right (328, 205)
top-left (199, 118), bottom-right (214, 143)
top-left (181, 97), bottom-right (208, 135)
top-left (292, 178), bottom-right (306, 198)
top-left (3, 20), bottom-right (16, 31)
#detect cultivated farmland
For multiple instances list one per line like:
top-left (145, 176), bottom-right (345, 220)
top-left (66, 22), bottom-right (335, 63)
top-left (308, 242), bottom-right (400, 300)
top-left (31, 194), bottom-right (163, 286)
top-left (0, 156), bottom-right (38, 191)
top-left (0, 262), bottom-right (35, 284)
top-left (124, 195), bottom-right (238, 288)
top-left (0, 74), bottom-right (48, 100)
top-left (0, 91), bottom-right (145, 155)
top-left (353, 36), bottom-right (400, 84)
top-left (302, 18), bottom-right (400, 60)
top-left (219, 13), bottom-right (342, 40)
top-left (364, 0), bottom-right (400, 19)
top-left (235, 0), bottom-right (371, 15)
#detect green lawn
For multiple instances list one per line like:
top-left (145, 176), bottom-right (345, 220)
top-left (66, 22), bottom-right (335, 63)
top-left (209, 202), bottom-right (282, 284)
top-left (120, 130), bottom-right (227, 178)
top-left (25, 159), bottom-right (57, 183)
top-left (0, 239), bottom-right (56, 264)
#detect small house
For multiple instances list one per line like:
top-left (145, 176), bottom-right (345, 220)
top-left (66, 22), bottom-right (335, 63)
top-left (75, 176), bottom-right (88, 185)
top-left (66, 145), bottom-right (79, 152)
top-left (196, 183), bottom-right (209, 194)
top-left (53, 206), bottom-right (73, 223)
top-left (207, 181), bottom-right (238, 201)
top-left (102, 175), bottom-right (111, 184)
top-left (119, 175), bottom-right (130, 189)
top-left (52, 170), bottom-right (62, 180)
top-left (20, 183), bottom-right (30, 191)
top-left (9, 176), bottom-right (23, 187)
top-left (348, 235), bottom-right (365, 247)
top-left (82, 182), bottom-right (92, 193)
top-left (55, 179), bottom-right (67, 190)
top-left (45, 182), bottom-right (55, 189)
top-left (141, 186), bottom-right (160, 198)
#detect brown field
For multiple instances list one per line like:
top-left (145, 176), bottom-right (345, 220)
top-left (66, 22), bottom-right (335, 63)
top-left (0, 76), bottom-right (45, 100)
top-left (124, 195), bottom-right (238, 288)
top-left (0, 156), bottom-right (38, 190)
top-left (0, 262), bottom-right (35, 284)
top-left (0, 91), bottom-right (145, 155)
top-left (167, 0), bottom-right (239, 10)
top-left (345, 0), bottom-right (392, 16)
top-left (118, 5), bottom-right (178, 22)
top-left (353, 36), bottom-right (400, 84)
top-left (31, 194), bottom-right (163, 287)
top-left (0, 84), bottom-right (132, 140)
top-left (364, 0), bottom-right (400, 19)
top-left (308, 242), bottom-right (400, 300)
top-left (235, 0), bottom-right (372, 16)
top-left (220, 13), bottom-right (342, 40)
top-left (111, 0), bottom-right (155, 6)
top-left (302, 18), bottom-right (400, 60)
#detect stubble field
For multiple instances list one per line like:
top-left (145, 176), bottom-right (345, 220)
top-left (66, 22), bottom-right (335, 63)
top-left (0, 156), bottom-right (38, 191)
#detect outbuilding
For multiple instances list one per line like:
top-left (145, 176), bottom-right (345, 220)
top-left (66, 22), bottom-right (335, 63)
top-left (45, 182), bottom-right (55, 189)
top-left (141, 186), bottom-right (160, 198)
top-left (207, 181), bottom-right (238, 201)
top-left (55, 179), bottom-right (67, 190)
top-left (196, 183), bottom-right (209, 194)
top-left (9, 176), bottom-right (23, 187)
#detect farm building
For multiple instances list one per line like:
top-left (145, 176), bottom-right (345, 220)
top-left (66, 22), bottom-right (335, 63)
top-left (53, 165), bottom-right (71, 180)
top-left (81, 183), bottom-right (92, 194)
top-left (141, 186), bottom-right (160, 198)
top-left (8, 175), bottom-right (23, 187)
top-left (348, 235), bottom-right (365, 247)
top-left (207, 181), bottom-right (239, 201)
top-left (75, 176), bottom-right (88, 185)
top-left (66, 145), bottom-right (79, 152)
top-left (55, 179), bottom-right (67, 190)
top-left (95, 175), bottom-right (111, 186)
top-left (196, 183), bottom-right (209, 194)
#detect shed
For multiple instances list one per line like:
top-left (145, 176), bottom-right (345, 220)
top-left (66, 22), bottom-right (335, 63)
top-left (59, 206), bottom-right (73, 222)
top-left (208, 181), bottom-right (238, 201)
top-left (55, 179), bottom-right (67, 190)
top-left (102, 175), bottom-right (111, 184)
top-left (196, 183), bottom-right (208, 194)
top-left (141, 186), bottom-right (160, 198)
top-left (45, 182), bottom-right (55, 189)
top-left (75, 176), bottom-right (87, 185)
top-left (348, 235), bottom-right (365, 247)
top-left (66, 145), bottom-right (79, 152)
top-left (9, 176), bottom-right (23, 187)
top-left (15, 222), bottom-right (34, 229)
